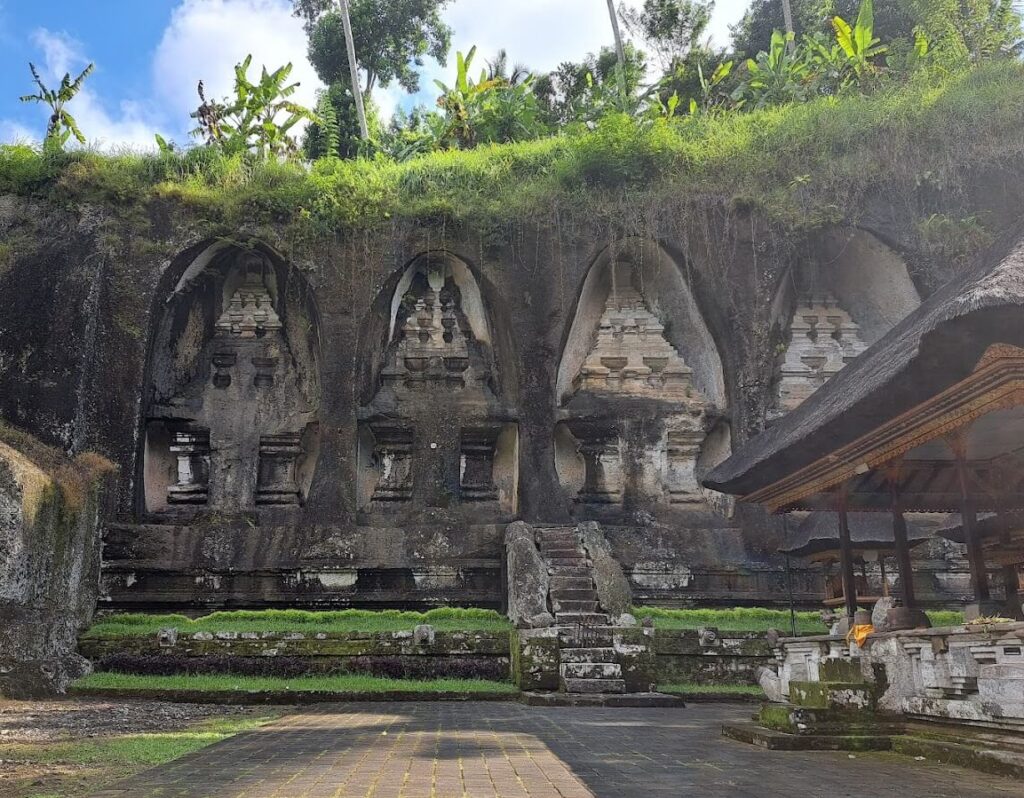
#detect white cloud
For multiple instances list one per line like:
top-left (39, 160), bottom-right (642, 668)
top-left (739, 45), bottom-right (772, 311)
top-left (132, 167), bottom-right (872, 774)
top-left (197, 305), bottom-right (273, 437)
top-left (11, 28), bottom-right (167, 150)
top-left (0, 120), bottom-right (35, 145)
top-left (153, 0), bottom-right (321, 141)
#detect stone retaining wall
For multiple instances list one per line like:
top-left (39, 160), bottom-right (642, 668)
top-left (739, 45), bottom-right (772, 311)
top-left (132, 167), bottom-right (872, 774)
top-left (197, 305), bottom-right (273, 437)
top-left (80, 627), bottom-right (775, 688)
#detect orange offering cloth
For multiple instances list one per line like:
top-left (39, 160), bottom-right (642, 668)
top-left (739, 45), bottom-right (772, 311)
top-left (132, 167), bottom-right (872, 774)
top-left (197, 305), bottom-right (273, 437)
top-left (846, 624), bottom-right (874, 647)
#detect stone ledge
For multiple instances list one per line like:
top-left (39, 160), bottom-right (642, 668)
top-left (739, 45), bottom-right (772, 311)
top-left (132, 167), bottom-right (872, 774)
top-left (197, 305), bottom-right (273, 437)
top-left (70, 687), bottom-right (520, 704)
top-left (721, 722), bottom-right (892, 751)
top-left (521, 691), bottom-right (685, 708)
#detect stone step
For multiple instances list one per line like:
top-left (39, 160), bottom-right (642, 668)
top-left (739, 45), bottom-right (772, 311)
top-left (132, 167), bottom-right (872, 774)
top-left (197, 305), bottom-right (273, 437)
top-left (559, 628), bottom-right (614, 648)
top-left (555, 612), bottom-right (609, 625)
top-left (547, 557), bottom-right (591, 568)
top-left (549, 588), bottom-right (598, 602)
top-left (548, 566), bottom-right (591, 578)
top-left (559, 647), bottom-right (618, 663)
top-left (722, 723), bottom-right (892, 752)
top-left (560, 662), bottom-right (622, 680)
top-left (552, 599), bottom-right (599, 613)
top-left (540, 547), bottom-right (582, 559)
top-left (892, 736), bottom-right (1024, 779)
top-left (522, 691), bottom-right (685, 708)
top-left (549, 576), bottom-right (594, 592)
top-left (538, 534), bottom-right (578, 547)
top-left (563, 677), bottom-right (626, 694)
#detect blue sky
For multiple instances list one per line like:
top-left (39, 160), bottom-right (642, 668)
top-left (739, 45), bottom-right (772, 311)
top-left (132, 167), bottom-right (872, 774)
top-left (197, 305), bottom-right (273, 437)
top-left (0, 0), bottom-right (751, 149)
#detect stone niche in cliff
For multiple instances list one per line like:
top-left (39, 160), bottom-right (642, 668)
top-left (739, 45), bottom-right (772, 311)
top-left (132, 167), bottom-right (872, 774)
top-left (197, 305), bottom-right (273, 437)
top-left (357, 252), bottom-right (518, 520)
top-left (555, 240), bottom-right (730, 514)
top-left (771, 229), bottom-right (921, 417)
top-left (140, 243), bottom-right (321, 517)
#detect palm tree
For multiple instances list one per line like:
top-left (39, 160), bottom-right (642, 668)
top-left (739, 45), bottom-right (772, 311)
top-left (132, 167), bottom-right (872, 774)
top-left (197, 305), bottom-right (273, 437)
top-left (487, 49), bottom-right (531, 86)
top-left (20, 62), bottom-right (95, 149)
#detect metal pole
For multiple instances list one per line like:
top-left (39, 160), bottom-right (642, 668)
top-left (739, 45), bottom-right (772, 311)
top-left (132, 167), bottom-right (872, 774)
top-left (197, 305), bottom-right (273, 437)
top-left (338, 0), bottom-right (369, 140)
top-left (605, 0), bottom-right (629, 109)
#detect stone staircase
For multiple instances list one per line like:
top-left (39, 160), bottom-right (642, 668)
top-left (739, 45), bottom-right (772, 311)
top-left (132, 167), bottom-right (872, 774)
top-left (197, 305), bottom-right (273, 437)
top-left (537, 526), bottom-right (625, 694)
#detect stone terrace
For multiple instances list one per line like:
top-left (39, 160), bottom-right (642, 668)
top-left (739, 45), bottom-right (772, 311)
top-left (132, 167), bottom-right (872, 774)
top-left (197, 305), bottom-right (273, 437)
top-left (90, 702), bottom-right (1021, 798)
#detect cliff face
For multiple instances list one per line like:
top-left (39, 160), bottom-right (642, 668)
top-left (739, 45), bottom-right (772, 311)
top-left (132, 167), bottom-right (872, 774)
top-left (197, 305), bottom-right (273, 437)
top-left (2, 67), bottom-right (1023, 613)
top-left (0, 426), bottom-right (113, 696)
top-left (1, 176), bottom-right (1018, 614)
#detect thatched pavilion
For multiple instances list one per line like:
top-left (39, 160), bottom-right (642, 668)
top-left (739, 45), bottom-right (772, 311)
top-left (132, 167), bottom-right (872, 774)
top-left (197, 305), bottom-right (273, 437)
top-left (706, 233), bottom-right (1024, 625)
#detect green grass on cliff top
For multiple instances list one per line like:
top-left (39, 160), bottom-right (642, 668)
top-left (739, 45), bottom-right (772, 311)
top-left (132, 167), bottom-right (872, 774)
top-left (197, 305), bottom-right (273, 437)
top-left (74, 672), bottom-right (518, 694)
top-left (1, 64), bottom-right (1022, 235)
top-left (82, 608), bottom-right (512, 638)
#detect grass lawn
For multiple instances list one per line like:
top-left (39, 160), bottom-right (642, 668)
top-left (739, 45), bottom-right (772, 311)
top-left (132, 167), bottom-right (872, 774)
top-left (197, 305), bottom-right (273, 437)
top-left (82, 607), bottom-right (512, 638)
top-left (74, 672), bottom-right (519, 694)
top-left (659, 683), bottom-right (764, 697)
top-left (634, 607), bottom-right (965, 635)
top-left (634, 607), bottom-right (828, 635)
top-left (0, 713), bottom-right (277, 798)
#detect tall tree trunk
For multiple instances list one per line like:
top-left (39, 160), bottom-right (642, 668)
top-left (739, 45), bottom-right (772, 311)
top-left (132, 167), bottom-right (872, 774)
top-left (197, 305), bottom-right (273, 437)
top-left (781, 0), bottom-right (796, 52)
top-left (338, 0), bottom-right (369, 140)
top-left (605, 0), bottom-right (629, 110)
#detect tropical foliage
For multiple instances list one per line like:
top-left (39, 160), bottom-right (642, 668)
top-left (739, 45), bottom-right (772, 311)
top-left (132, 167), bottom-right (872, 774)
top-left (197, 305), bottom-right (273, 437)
top-left (11, 0), bottom-right (1023, 163)
top-left (190, 56), bottom-right (318, 158)
top-left (19, 62), bottom-right (94, 151)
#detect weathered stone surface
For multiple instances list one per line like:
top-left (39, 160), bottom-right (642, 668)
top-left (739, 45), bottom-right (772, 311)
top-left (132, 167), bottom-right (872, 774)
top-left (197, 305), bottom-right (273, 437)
top-left (0, 181), bottom-right (1016, 612)
top-left (413, 624), bottom-right (435, 646)
top-left (80, 629), bottom-right (510, 659)
top-left (511, 628), bottom-right (559, 691)
top-left (757, 666), bottom-right (784, 703)
top-left (871, 597), bottom-right (897, 631)
top-left (0, 432), bottom-right (113, 697)
top-left (504, 521), bottom-right (550, 627)
top-left (578, 522), bottom-right (631, 617)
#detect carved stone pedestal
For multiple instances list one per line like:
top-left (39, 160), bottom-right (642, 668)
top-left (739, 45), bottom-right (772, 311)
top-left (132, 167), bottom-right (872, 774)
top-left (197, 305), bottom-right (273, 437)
top-left (460, 425), bottom-right (500, 502)
top-left (256, 432), bottom-right (303, 505)
top-left (167, 429), bottom-right (210, 505)
top-left (370, 423), bottom-right (414, 503)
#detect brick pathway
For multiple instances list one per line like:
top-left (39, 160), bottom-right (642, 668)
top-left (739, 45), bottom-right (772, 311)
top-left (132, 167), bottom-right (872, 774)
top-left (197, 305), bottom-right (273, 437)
top-left (91, 702), bottom-right (1023, 798)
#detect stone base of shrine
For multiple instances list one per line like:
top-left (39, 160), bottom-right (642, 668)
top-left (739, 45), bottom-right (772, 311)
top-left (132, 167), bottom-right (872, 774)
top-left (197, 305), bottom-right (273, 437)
top-left (773, 622), bottom-right (1024, 730)
top-left (724, 622), bottom-right (1024, 778)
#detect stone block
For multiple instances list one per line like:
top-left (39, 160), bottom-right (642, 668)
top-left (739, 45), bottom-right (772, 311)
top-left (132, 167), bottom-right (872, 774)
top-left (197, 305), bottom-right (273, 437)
top-left (505, 522), bottom-right (550, 628)
top-left (511, 628), bottom-right (560, 692)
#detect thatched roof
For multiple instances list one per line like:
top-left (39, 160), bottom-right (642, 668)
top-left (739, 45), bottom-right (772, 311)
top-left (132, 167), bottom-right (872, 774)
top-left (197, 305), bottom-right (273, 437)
top-left (705, 233), bottom-right (1024, 498)
top-left (938, 511), bottom-right (1024, 544)
top-left (781, 511), bottom-right (931, 558)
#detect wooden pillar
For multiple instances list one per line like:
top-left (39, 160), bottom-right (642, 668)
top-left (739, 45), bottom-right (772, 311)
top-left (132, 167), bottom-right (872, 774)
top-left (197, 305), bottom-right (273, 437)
top-left (886, 466), bottom-right (918, 609)
top-left (837, 487), bottom-right (858, 622)
top-left (950, 432), bottom-right (991, 603)
top-left (999, 511), bottom-right (1021, 604)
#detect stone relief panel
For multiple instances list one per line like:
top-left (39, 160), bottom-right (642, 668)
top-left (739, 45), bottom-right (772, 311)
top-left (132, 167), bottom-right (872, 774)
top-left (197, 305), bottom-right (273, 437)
top-left (358, 255), bottom-right (517, 517)
top-left (575, 276), bottom-right (698, 399)
top-left (775, 293), bottom-right (868, 414)
top-left (142, 249), bottom-right (320, 515)
top-left (557, 254), bottom-right (723, 512)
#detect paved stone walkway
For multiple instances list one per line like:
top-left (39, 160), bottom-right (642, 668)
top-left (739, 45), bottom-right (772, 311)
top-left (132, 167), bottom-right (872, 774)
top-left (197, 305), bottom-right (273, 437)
top-left (91, 702), bottom-right (1023, 798)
